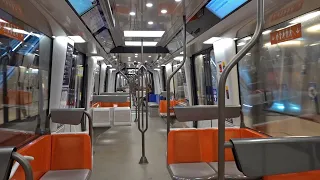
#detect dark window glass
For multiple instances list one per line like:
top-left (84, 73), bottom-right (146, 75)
top-left (238, 10), bottom-right (320, 136)
top-left (0, 9), bottom-right (52, 147)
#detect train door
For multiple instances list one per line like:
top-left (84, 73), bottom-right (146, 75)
top-left (191, 47), bottom-right (217, 105)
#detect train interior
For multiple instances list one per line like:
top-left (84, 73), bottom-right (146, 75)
top-left (1, 0), bottom-right (320, 180)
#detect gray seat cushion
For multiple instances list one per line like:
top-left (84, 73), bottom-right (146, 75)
top-left (209, 162), bottom-right (261, 180)
top-left (40, 169), bottom-right (90, 180)
top-left (168, 162), bottom-right (217, 180)
top-left (148, 102), bottom-right (159, 107)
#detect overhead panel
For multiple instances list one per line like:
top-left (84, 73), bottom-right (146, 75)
top-left (67, 0), bottom-right (115, 53)
top-left (81, 6), bottom-right (106, 33)
top-left (205, 0), bottom-right (248, 19)
top-left (96, 28), bottom-right (115, 52)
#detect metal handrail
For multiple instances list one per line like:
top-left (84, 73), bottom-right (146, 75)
top-left (11, 152), bottom-right (33, 180)
top-left (45, 110), bottom-right (94, 146)
top-left (217, 0), bottom-right (264, 179)
top-left (166, 0), bottom-right (187, 136)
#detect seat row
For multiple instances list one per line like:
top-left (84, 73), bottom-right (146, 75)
top-left (11, 134), bottom-right (92, 180)
top-left (167, 128), bottom-right (320, 180)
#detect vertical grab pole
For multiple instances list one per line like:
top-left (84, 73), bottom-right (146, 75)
top-left (141, 68), bottom-right (144, 129)
top-left (166, 0), bottom-right (187, 136)
top-left (217, 1), bottom-right (264, 179)
top-left (138, 67), bottom-right (149, 164)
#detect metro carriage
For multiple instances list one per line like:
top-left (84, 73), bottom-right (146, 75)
top-left (1, 0), bottom-right (320, 180)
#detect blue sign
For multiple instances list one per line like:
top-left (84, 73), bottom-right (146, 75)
top-left (206, 0), bottom-right (248, 19)
top-left (68, 0), bottom-right (95, 15)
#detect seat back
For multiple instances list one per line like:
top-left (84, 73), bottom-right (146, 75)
top-left (51, 133), bottom-right (92, 170)
top-left (159, 100), bottom-right (176, 114)
top-left (231, 136), bottom-right (320, 177)
top-left (167, 129), bottom-right (202, 164)
top-left (11, 136), bottom-right (51, 180)
top-left (167, 128), bottom-right (267, 164)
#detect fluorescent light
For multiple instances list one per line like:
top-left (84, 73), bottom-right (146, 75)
top-left (154, 68), bottom-right (160, 70)
top-left (307, 24), bottom-right (320, 32)
top-left (180, 52), bottom-right (183, 54)
top-left (203, 37), bottom-right (221, 44)
top-left (148, 21), bottom-right (154, 25)
top-left (233, 38), bottom-right (238, 40)
top-left (174, 56), bottom-right (183, 61)
top-left (113, 55), bottom-right (116, 58)
top-left (175, 0), bottom-right (181, 2)
top-left (52, 36), bottom-right (56, 38)
top-left (125, 41), bottom-right (157, 46)
top-left (124, 31), bottom-right (165, 37)
top-left (129, 12), bottom-right (136, 16)
top-left (146, 3), bottom-right (153, 7)
top-left (135, 54), bottom-right (138, 56)
top-left (237, 42), bottom-right (246, 46)
top-left (106, 65), bottom-right (112, 67)
top-left (68, 36), bottom-right (86, 43)
top-left (161, 9), bottom-right (167, 14)
top-left (161, 64), bottom-right (166, 66)
top-left (243, 36), bottom-right (251, 41)
top-left (262, 30), bottom-right (272, 35)
top-left (290, 11), bottom-right (320, 24)
top-left (110, 68), bottom-right (116, 71)
top-left (92, 56), bottom-right (104, 61)
top-left (148, 56), bottom-right (151, 58)
top-left (145, 60), bottom-right (148, 62)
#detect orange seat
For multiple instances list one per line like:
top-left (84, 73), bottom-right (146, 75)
top-left (168, 128), bottom-right (265, 164)
top-left (51, 133), bottom-right (92, 170)
top-left (11, 136), bottom-right (51, 180)
top-left (167, 129), bottom-right (201, 164)
top-left (168, 128), bottom-right (320, 179)
top-left (117, 102), bottom-right (130, 107)
top-left (159, 100), bottom-right (176, 114)
top-left (11, 133), bottom-right (92, 179)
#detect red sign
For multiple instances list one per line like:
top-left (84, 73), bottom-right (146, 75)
top-left (270, 0), bottom-right (304, 21)
top-left (0, 22), bottom-right (24, 41)
top-left (270, 23), bottom-right (302, 45)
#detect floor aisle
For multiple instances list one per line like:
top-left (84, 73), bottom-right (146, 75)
top-left (91, 115), bottom-right (171, 180)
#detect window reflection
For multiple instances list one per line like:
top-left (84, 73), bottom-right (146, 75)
top-left (238, 9), bottom-right (320, 137)
top-left (172, 60), bottom-right (188, 105)
top-left (0, 10), bottom-right (51, 135)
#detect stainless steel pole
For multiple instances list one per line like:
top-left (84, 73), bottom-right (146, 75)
top-left (166, 13), bottom-right (187, 136)
top-left (217, 1), bottom-right (264, 179)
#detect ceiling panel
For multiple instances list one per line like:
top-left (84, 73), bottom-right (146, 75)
top-left (110, 0), bottom-right (182, 44)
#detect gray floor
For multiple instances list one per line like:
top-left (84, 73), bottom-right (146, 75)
top-left (91, 115), bottom-right (171, 180)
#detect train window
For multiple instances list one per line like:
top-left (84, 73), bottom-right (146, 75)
top-left (0, 9), bottom-right (52, 147)
top-left (238, 9), bottom-right (320, 136)
top-left (172, 60), bottom-right (188, 105)
top-left (93, 62), bottom-right (100, 94)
